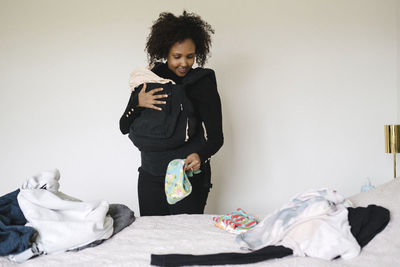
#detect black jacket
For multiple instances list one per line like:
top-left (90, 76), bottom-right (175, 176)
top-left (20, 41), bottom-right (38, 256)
top-left (120, 63), bottom-right (223, 175)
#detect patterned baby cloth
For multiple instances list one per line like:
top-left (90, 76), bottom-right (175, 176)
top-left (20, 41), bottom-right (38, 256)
top-left (165, 159), bottom-right (201, 205)
top-left (213, 208), bottom-right (259, 234)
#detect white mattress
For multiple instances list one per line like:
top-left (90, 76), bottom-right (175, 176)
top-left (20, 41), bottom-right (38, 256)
top-left (1, 180), bottom-right (399, 267)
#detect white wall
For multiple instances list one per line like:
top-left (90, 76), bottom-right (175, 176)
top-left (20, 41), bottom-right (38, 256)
top-left (398, 0), bottom-right (400, 120)
top-left (0, 0), bottom-right (398, 216)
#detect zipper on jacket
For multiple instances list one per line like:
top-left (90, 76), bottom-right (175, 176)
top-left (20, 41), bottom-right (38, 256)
top-left (185, 118), bottom-right (189, 142)
top-left (182, 103), bottom-right (189, 142)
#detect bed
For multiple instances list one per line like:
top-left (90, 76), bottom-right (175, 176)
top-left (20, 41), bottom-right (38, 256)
top-left (1, 180), bottom-right (399, 267)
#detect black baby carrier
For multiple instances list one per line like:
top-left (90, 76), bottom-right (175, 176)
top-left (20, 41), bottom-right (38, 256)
top-left (129, 68), bottom-right (215, 152)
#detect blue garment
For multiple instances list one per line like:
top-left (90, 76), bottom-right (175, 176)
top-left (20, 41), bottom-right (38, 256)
top-left (0, 189), bottom-right (36, 256)
top-left (165, 159), bottom-right (201, 205)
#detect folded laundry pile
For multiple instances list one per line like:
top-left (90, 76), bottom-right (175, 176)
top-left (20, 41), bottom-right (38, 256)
top-left (213, 208), bottom-right (259, 234)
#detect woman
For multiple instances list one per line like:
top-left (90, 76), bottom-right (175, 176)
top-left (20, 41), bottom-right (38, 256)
top-left (120, 11), bottom-right (223, 216)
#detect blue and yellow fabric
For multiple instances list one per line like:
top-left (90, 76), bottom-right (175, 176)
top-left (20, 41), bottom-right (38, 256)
top-left (165, 159), bottom-right (201, 204)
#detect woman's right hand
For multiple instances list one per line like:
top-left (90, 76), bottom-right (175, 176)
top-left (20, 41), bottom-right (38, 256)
top-left (137, 83), bottom-right (168, 111)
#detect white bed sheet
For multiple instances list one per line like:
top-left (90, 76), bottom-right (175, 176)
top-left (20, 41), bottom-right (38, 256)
top-left (1, 180), bottom-right (399, 267)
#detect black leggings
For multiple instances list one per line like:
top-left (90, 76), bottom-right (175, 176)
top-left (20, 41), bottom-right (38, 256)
top-left (137, 163), bottom-right (212, 216)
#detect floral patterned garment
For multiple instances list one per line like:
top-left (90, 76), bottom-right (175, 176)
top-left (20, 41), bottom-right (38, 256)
top-left (165, 159), bottom-right (201, 204)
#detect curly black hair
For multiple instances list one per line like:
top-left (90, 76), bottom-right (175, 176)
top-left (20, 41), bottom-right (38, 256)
top-left (146, 11), bottom-right (214, 67)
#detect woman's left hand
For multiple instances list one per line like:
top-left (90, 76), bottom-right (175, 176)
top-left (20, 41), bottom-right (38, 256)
top-left (184, 153), bottom-right (201, 171)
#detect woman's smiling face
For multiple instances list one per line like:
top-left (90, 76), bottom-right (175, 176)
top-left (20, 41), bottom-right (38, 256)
top-left (167, 38), bottom-right (196, 77)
